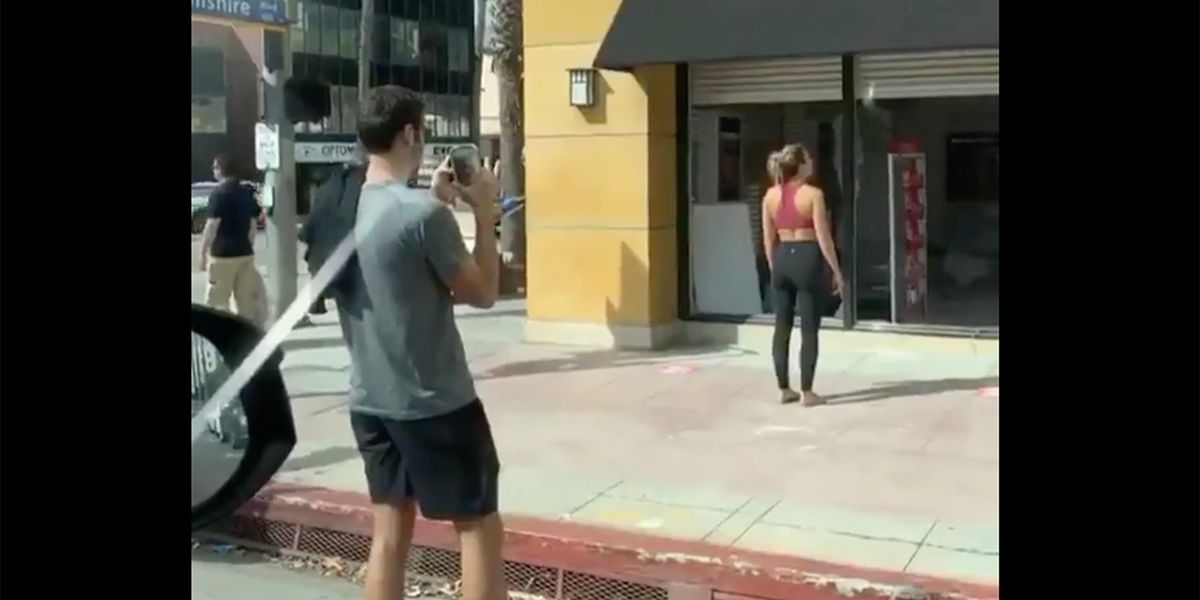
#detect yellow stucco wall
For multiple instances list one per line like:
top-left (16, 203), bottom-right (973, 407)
top-left (524, 0), bottom-right (678, 333)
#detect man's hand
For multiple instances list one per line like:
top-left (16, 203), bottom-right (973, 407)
top-left (430, 157), bottom-right (458, 205)
top-left (197, 251), bottom-right (208, 271)
top-left (454, 164), bottom-right (501, 222)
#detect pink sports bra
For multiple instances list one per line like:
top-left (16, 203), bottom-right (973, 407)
top-left (774, 182), bottom-right (814, 229)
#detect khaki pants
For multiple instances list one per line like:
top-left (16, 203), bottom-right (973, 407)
top-left (206, 255), bottom-right (268, 327)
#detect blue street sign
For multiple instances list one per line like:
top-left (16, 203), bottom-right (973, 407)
top-left (192, 0), bottom-right (288, 27)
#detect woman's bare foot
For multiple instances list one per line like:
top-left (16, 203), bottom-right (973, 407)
top-left (800, 391), bottom-right (826, 407)
top-left (780, 389), bottom-right (801, 404)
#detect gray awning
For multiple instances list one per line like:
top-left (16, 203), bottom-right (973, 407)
top-left (594, 0), bottom-right (999, 70)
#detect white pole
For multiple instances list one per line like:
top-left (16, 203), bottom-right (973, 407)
top-left (263, 2), bottom-right (299, 324)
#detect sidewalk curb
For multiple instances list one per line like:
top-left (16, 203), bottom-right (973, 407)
top-left (226, 483), bottom-right (998, 600)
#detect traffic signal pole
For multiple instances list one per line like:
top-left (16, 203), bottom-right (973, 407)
top-left (262, 11), bottom-right (299, 324)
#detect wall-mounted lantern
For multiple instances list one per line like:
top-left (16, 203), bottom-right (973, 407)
top-left (568, 68), bottom-right (597, 107)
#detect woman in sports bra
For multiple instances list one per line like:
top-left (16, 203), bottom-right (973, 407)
top-left (762, 144), bottom-right (845, 406)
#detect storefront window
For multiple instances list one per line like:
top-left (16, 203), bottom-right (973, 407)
top-left (689, 102), bottom-right (846, 317)
top-left (853, 96), bottom-right (999, 329)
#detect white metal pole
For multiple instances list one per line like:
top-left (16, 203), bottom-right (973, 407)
top-left (263, 3), bottom-right (299, 324)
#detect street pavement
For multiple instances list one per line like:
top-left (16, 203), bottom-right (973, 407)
top-left (190, 222), bottom-right (998, 586)
top-left (267, 304), bottom-right (999, 585)
top-left (192, 551), bottom-right (363, 600)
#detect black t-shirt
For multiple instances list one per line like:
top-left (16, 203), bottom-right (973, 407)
top-left (207, 181), bottom-right (260, 257)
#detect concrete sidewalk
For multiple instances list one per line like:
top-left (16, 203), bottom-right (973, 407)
top-left (272, 306), bottom-right (999, 588)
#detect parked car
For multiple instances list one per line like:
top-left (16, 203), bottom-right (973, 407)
top-left (190, 304), bottom-right (294, 530)
top-left (192, 181), bottom-right (266, 235)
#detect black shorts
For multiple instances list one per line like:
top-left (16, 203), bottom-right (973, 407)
top-left (350, 399), bottom-right (500, 521)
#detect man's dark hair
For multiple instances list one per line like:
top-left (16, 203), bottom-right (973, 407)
top-left (357, 86), bottom-right (424, 154)
top-left (213, 152), bottom-right (243, 179)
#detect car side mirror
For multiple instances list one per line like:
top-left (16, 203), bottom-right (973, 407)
top-left (191, 304), bottom-right (296, 531)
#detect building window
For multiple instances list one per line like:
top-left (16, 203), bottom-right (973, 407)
top-left (419, 24), bottom-right (447, 71)
top-left (372, 14), bottom-right (390, 64)
top-left (459, 96), bottom-right (471, 137)
top-left (319, 3), bottom-right (340, 57)
top-left (290, 0), bottom-right (307, 53)
top-left (307, 0), bottom-right (326, 55)
top-left (324, 83), bottom-right (342, 134)
top-left (339, 8), bottom-right (360, 60)
top-left (717, 117), bottom-right (742, 202)
top-left (390, 18), bottom-right (419, 65)
top-left (688, 103), bottom-right (846, 317)
top-left (854, 96), bottom-right (999, 328)
top-left (340, 86), bottom-right (359, 133)
top-left (422, 93), bottom-right (439, 137)
top-left (192, 97), bottom-right (227, 134)
top-left (448, 28), bottom-right (470, 73)
top-left (947, 133), bottom-right (999, 203)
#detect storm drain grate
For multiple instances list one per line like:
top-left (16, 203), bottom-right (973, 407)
top-left (561, 571), bottom-right (667, 600)
top-left (206, 515), bottom-right (668, 600)
top-left (296, 526), bottom-right (371, 563)
top-left (504, 561), bottom-right (560, 598)
top-left (210, 515), bottom-right (298, 549)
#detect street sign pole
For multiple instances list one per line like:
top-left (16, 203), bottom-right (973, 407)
top-left (261, 5), bottom-right (299, 325)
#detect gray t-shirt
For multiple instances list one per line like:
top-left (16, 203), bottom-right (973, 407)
top-left (342, 181), bottom-right (476, 420)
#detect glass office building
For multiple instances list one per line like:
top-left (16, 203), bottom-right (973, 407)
top-left (289, 0), bottom-right (475, 140)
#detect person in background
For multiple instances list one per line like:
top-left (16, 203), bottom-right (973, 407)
top-left (347, 85), bottom-right (506, 600)
top-left (762, 144), bottom-right (845, 406)
top-left (300, 147), bottom-right (367, 316)
top-left (198, 153), bottom-right (267, 327)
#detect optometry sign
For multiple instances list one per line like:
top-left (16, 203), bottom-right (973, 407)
top-left (295, 142), bottom-right (357, 164)
top-left (192, 0), bottom-right (288, 27)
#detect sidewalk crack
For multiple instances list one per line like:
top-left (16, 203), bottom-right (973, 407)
top-left (727, 498), bottom-right (782, 547)
top-left (699, 496), bottom-right (755, 542)
top-left (564, 479), bottom-right (625, 518)
top-left (903, 519), bottom-right (939, 573)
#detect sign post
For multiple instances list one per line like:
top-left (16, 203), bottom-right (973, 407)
top-left (262, 27), bottom-right (299, 326)
top-left (254, 123), bottom-right (281, 171)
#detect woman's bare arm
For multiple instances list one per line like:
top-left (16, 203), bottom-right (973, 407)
top-left (810, 189), bottom-right (843, 278)
top-left (761, 190), bottom-right (777, 271)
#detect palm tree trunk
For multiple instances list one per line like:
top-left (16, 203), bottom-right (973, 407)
top-left (496, 62), bottom-right (524, 198)
top-left (490, 0), bottom-right (525, 266)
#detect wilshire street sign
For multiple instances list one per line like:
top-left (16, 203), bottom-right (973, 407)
top-left (192, 0), bottom-right (288, 27)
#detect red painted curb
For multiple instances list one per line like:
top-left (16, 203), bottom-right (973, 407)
top-left (237, 483), bottom-right (999, 600)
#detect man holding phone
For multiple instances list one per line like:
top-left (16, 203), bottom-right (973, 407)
top-left (346, 85), bottom-right (504, 600)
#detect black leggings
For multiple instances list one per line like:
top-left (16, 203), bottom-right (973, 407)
top-left (771, 241), bottom-right (822, 391)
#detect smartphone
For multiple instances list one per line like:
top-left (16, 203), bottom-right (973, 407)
top-left (448, 144), bottom-right (481, 186)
